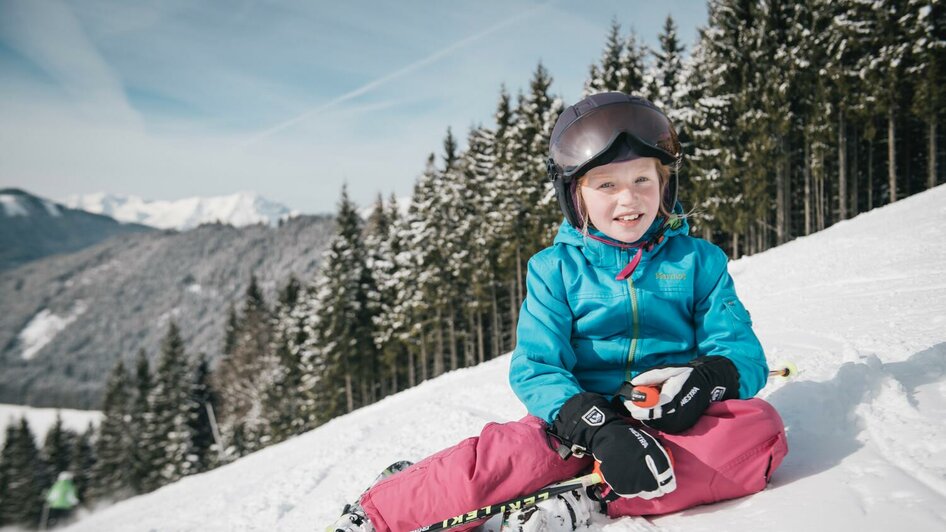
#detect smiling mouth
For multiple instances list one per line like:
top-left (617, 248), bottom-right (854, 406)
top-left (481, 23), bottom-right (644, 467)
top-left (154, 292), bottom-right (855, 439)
top-left (615, 214), bottom-right (643, 221)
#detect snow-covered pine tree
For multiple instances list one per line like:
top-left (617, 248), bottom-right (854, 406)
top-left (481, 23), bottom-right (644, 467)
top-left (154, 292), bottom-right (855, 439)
top-left (487, 86), bottom-right (519, 354)
top-left (400, 154), bottom-right (446, 380)
top-left (458, 124), bottom-right (500, 365)
top-left (365, 194), bottom-right (404, 395)
top-left (129, 348), bottom-right (155, 494)
top-left (89, 359), bottom-right (133, 500)
top-left (41, 413), bottom-right (78, 481)
top-left (147, 321), bottom-right (197, 487)
top-left (650, 15), bottom-right (687, 114)
top-left (263, 276), bottom-right (309, 443)
top-left (858, 0), bottom-right (913, 203)
top-left (215, 275), bottom-right (274, 455)
top-left (584, 18), bottom-right (644, 97)
top-left (438, 127), bottom-right (473, 372)
top-left (907, 0), bottom-right (945, 190)
top-left (188, 352), bottom-right (219, 472)
top-left (309, 185), bottom-right (378, 417)
top-left (70, 423), bottom-right (95, 505)
top-left (502, 64), bottom-right (563, 322)
top-left (0, 419), bottom-right (47, 526)
top-left (687, 0), bottom-right (759, 256)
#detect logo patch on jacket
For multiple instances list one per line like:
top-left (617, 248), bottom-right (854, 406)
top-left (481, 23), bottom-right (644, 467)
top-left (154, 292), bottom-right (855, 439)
top-left (655, 272), bottom-right (687, 281)
top-left (582, 406), bottom-right (606, 426)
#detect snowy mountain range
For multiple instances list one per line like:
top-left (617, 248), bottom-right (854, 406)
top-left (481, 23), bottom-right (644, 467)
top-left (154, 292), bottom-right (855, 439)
top-left (63, 186), bottom-right (946, 531)
top-left (0, 211), bottom-right (335, 409)
top-left (60, 191), bottom-right (299, 231)
top-left (0, 188), bottom-right (153, 272)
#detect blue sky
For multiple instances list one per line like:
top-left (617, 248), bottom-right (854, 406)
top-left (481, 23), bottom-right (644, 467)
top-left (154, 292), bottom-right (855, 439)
top-left (0, 0), bottom-right (708, 214)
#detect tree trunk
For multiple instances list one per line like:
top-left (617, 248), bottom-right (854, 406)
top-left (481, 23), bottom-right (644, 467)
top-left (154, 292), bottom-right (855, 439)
top-left (851, 126), bottom-right (859, 216)
top-left (515, 245), bottom-right (524, 311)
top-left (447, 307), bottom-right (458, 371)
top-left (477, 311), bottom-right (485, 365)
top-left (420, 330), bottom-right (429, 382)
top-left (433, 311), bottom-right (444, 377)
top-left (838, 107), bottom-right (848, 220)
top-left (731, 232), bottom-right (739, 259)
top-left (408, 344), bottom-right (416, 388)
top-left (804, 137), bottom-right (812, 235)
top-left (888, 106), bottom-right (897, 203)
top-left (776, 139), bottom-right (787, 244)
top-left (868, 137), bottom-right (874, 210)
top-left (345, 373), bottom-right (354, 413)
top-left (508, 280), bottom-right (518, 349)
top-left (930, 112), bottom-right (938, 189)
top-left (491, 283), bottom-right (501, 358)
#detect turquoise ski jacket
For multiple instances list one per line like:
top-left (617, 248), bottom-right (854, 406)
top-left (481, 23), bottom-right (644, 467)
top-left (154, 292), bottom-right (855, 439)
top-left (509, 214), bottom-right (768, 424)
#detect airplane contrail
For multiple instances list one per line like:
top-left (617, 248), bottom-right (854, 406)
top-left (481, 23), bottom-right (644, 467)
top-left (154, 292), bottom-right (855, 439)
top-left (238, 3), bottom-right (549, 149)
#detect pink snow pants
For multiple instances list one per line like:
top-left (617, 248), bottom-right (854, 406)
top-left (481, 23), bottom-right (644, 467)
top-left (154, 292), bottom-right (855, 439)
top-left (361, 399), bottom-right (787, 532)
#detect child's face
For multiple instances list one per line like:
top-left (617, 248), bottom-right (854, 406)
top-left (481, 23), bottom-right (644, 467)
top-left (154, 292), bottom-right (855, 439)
top-left (579, 157), bottom-right (662, 243)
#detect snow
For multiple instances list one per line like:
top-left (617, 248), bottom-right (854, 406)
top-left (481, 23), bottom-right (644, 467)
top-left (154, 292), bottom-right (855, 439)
top-left (0, 404), bottom-right (102, 446)
top-left (65, 185), bottom-right (946, 531)
top-left (0, 193), bottom-right (29, 216)
top-left (60, 191), bottom-right (298, 231)
top-left (18, 301), bottom-right (87, 360)
top-left (42, 199), bottom-right (62, 217)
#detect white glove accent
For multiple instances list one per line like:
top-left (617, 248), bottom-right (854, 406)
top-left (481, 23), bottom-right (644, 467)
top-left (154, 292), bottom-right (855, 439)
top-left (625, 447), bottom-right (677, 500)
top-left (624, 366), bottom-right (695, 421)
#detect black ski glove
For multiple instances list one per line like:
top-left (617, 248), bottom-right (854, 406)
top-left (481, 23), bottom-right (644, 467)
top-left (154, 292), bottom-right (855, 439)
top-left (623, 355), bottom-right (740, 434)
top-left (550, 392), bottom-right (675, 501)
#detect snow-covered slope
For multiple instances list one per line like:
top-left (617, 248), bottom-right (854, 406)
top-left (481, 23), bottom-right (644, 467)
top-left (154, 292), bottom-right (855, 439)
top-left (61, 191), bottom-right (298, 230)
top-left (66, 185), bottom-right (946, 532)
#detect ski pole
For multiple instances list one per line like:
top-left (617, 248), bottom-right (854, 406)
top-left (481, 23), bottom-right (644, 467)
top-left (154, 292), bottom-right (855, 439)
top-left (629, 361), bottom-right (798, 408)
top-left (410, 467), bottom-right (604, 532)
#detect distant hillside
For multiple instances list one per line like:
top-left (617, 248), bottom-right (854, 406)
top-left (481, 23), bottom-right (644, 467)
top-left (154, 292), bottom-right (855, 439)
top-left (61, 191), bottom-right (298, 230)
top-left (0, 188), bottom-right (154, 272)
top-left (0, 214), bottom-right (334, 409)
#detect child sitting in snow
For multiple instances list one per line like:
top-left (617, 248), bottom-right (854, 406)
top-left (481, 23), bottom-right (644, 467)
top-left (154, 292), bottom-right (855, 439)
top-left (331, 92), bottom-right (787, 532)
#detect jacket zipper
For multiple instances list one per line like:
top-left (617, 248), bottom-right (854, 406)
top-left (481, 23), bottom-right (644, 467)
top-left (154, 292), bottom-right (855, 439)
top-left (625, 276), bottom-right (639, 382)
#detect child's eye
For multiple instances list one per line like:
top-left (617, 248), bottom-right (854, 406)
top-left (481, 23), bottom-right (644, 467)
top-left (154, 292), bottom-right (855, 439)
top-left (635, 176), bottom-right (650, 183)
top-left (598, 182), bottom-right (613, 189)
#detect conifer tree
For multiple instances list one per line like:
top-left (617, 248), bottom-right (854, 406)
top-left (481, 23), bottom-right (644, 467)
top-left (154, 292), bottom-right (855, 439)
top-left (650, 15), bottom-right (687, 113)
top-left (365, 194), bottom-right (404, 393)
top-left (70, 423), bottom-right (95, 505)
top-left (502, 63), bottom-right (563, 320)
top-left (263, 276), bottom-right (309, 442)
top-left (41, 413), bottom-right (78, 480)
top-left (188, 352), bottom-right (219, 472)
top-left (584, 19), bottom-right (647, 96)
top-left (215, 275), bottom-right (274, 455)
top-left (0, 419), bottom-right (47, 526)
top-left (90, 359), bottom-right (132, 499)
top-left (310, 185), bottom-right (378, 417)
top-left (908, 0), bottom-right (946, 189)
top-left (147, 321), bottom-right (196, 487)
top-left (129, 348), bottom-right (154, 494)
top-left (0, 423), bottom-right (15, 526)
top-left (488, 86), bottom-right (518, 354)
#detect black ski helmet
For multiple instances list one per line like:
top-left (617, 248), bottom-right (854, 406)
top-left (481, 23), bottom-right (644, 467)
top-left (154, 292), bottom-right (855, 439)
top-left (546, 92), bottom-right (681, 229)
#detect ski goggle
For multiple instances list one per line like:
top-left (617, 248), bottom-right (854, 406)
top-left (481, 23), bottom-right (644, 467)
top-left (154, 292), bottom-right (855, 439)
top-left (548, 101), bottom-right (678, 181)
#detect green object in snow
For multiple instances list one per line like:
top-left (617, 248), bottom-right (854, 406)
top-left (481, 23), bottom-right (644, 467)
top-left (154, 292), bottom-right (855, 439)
top-left (46, 477), bottom-right (79, 510)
